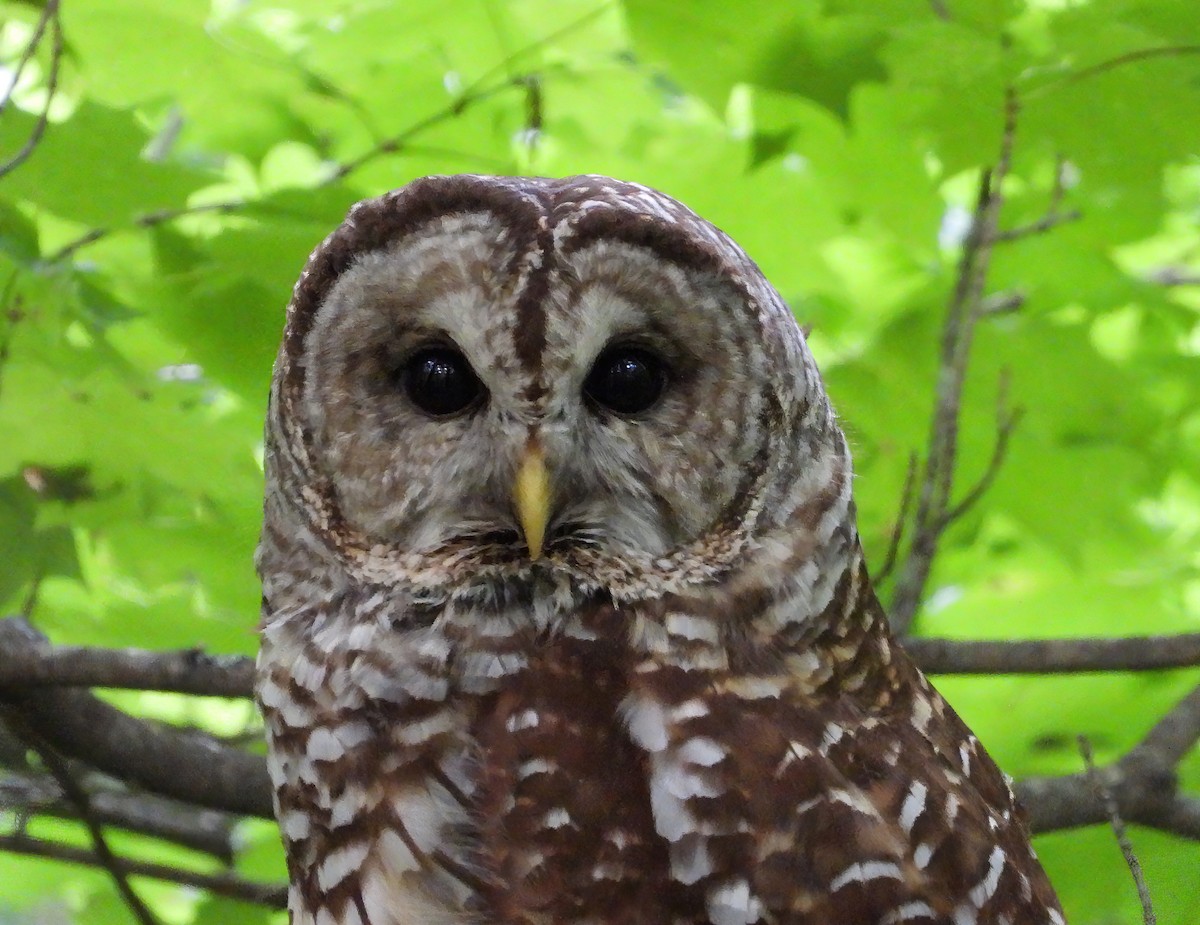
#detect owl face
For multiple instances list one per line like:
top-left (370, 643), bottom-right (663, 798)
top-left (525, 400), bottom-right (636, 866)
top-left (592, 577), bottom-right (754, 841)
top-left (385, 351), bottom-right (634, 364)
top-left (276, 175), bottom-right (839, 598)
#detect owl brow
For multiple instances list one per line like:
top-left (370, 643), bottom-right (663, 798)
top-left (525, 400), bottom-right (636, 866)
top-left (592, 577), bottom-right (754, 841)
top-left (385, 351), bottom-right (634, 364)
top-left (556, 209), bottom-right (725, 278)
top-left (283, 177), bottom-right (549, 390)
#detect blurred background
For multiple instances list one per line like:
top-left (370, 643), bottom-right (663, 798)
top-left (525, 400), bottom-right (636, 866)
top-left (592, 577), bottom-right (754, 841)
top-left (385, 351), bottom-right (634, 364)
top-left (0, 1), bottom-right (1198, 922)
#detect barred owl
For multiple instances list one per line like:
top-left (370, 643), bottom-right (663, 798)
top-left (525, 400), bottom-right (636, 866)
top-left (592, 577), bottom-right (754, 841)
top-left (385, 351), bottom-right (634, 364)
top-left (256, 175), bottom-right (1064, 925)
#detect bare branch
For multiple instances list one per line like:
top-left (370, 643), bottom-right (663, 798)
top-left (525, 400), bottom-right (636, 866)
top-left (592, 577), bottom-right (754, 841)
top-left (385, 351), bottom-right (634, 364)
top-left (992, 209), bottom-right (1082, 243)
top-left (1044, 44), bottom-right (1200, 91)
top-left (0, 633), bottom-right (256, 698)
top-left (1018, 682), bottom-right (1200, 842)
top-left (49, 200), bottom-right (245, 264)
top-left (874, 452), bottom-right (918, 584)
top-left (4, 708), bottom-right (161, 925)
top-left (324, 75), bottom-right (530, 183)
top-left (0, 834), bottom-right (286, 908)
top-left (0, 0), bottom-right (59, 118)
top-left (889, 89), bottom-right (1020, 632)
top-left (1143, 266), bottom-right (1200, 288)
top-left (904, 633), bottom-right (1200, 675)
top-left (0, 619), bottom-right (272, 819)
top-left (1134, 680), bottom-right (1200, 767)
top-left (7, 619), bottom-right (1200, 707)
top-left (979, 290), bottom-right (1026, 317)
top-left (1079, 735), bottom-right (1156, 924)
top-left (0, 772), bottom-right (238, 860)
top-left (0, 0), bottom-right (63, 180)
top-left (937, 375), bottom-right (1022, 528)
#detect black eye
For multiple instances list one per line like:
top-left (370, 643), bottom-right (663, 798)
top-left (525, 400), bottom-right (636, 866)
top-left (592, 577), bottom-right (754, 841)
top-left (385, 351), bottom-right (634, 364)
top-left (583, 347), bottom-right (667, 415)
top-left (401, 347), bottom-right (484, 417)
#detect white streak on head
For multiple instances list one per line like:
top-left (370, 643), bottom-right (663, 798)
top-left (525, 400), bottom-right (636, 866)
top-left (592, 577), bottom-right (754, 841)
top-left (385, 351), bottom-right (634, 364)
top-left (721, 675), bottom-right (786, 700)
top-left (396, 710), bottom-right (457, 746)
top-left (664, 611), bottom-right (720, 643)
top-left (966, 846), bottom-right (1007, 907)
top-left (505, 709), bottom-right (540, 733)
top-left (306, 727), bottom-right (343, 761)
top-left (671, 698), bottom-right (710, 721)
top-left (649, 772), bottom-right (698, 840)
top-left (828, 788), bottom-right (884, 819)
top-left (829, 860), bottom-right (904, 893)
top-left (316, 841), bottom-right (370, 891)
top-left (821, 722), bottom-right (845, 751)
top-left (707, 879), bottom-right (764, 925)
top-left (623, 696), bottom-right (669, 751)
top-left (670, 834), bottom-right (714, 885)
top-left (911, 695), bottom-right (933, 734)
top-left (677, 737), bottom-right (727, 767)
top-left (882, 901), bottom-right (938, 923)
top-left (946, 792), bottom-right (961, 825)
top-left (899, 780), bottom-right (928, 834)
top-left (517, 757), bottom-right (556, 780)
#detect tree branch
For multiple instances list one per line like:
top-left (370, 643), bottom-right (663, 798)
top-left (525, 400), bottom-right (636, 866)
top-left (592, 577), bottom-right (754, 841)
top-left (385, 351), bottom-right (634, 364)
top-left (4, 708), bottom-right (161, 925)
top-left (1017, 680), bottom-right (1200, 841)
top-left (874, 452), bottom-right (918, 584)
top-left (0, 0), bottom-right (63, 181)
top-left (0, 632), bottom-right (256, 697)
top-left (0, 771), bottom-right (238, 861)
top-left (1078, 734), bottom-right (1156, 924)
top-left (904, 633), bottom-right (1200, 675)
top-left (0, 620), bottom-right (273, 819)
top-left (6, 620), bottom-right (1200, 697)
top-left (0, 834), bottom-right (285, 908)
top-left (888, 88), bottom-right (1022, 633)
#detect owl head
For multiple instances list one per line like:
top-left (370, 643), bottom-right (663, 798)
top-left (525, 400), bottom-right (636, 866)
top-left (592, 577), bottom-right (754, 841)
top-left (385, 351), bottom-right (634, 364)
top-left (262, 175), bottom-right (852, 604)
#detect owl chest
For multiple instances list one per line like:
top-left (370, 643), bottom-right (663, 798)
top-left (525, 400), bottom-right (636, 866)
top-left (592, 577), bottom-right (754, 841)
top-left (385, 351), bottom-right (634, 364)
top-left (464, 636), bottom-right (706, 924)
top-left (281, 626), bottom-right (734, 924)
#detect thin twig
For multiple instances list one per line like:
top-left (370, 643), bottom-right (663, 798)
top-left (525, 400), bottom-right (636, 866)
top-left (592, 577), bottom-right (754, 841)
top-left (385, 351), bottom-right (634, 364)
top-left (7, 620), bottom-right (1200, 698)
top-left (50, 200), bottom-right (245, 264)
top-left (1143, 267), bottom-right (1200, 288)
top-left (992, 155), bottom-right (1081, 243)
top-left (905, 633), bottom-right (1200, 675)
top-left (938, 375), bottom-right (1022, 528)
top-left (0, 632), bottom-right (256, 697)
top-left (0, 0), bottom-right (59, 117)
top-left (0, 834), bottom-right (286, 907)
top-left (0, 1), bottom-right (63, 180)
top-left (1021, 680), bottom-right (1200, 840)
top-left (1079, 735), bottom-right (1156, 924)
top-left (0, 771), bottom-right (238, 860)
top-left (889, 88), bottom-right (1021, 632)
top-left (3, 708), bottom-right (161, 925)
top-left (979, 290), bottom-right (1026, 316)
top-left (1036, 44), bottom-right (1200, 93)
top-left (992, 209), bottom-right (1081, 242)
top-left (874, 452), bottom-right (918, 584)
top-left (324, 75), bottom-right (528, 183)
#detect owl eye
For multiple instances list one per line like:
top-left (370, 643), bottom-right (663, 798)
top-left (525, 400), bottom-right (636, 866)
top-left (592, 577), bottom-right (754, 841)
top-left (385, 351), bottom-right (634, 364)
top-left (584, 347), bottom-right (667, 415)
top-left (401, 347), bottom-right (484, 417)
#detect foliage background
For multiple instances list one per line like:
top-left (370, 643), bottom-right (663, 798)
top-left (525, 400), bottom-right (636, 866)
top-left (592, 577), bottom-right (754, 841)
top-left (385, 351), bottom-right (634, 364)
top-left (1, 0), bottom-right (1199, 922)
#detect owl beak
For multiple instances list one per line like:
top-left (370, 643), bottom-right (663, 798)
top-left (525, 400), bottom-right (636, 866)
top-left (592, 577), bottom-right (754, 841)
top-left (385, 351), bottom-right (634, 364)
top-left (514, 439), bottom-right (551, 559)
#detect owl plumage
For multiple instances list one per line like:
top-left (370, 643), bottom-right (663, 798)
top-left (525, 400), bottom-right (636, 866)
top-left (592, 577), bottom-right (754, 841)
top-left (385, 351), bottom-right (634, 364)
top-left (255, 175), bottom-right (1064, 925)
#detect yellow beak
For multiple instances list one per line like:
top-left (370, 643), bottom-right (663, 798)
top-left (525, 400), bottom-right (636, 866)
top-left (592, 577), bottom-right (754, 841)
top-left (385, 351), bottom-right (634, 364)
top-left (513, 439), bottom-right (551, 559)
